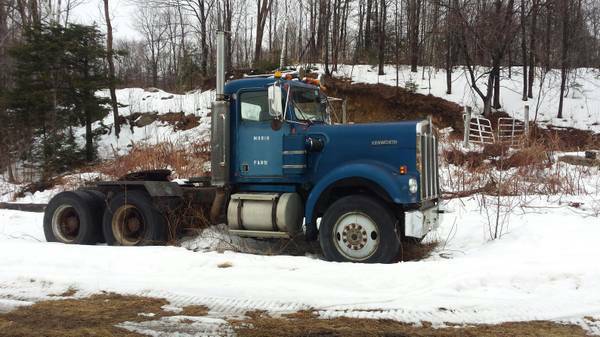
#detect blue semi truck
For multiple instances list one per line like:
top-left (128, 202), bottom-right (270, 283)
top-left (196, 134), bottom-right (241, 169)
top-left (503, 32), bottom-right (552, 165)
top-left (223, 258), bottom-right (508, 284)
top-left (43, 32), bottom-right (441, 263)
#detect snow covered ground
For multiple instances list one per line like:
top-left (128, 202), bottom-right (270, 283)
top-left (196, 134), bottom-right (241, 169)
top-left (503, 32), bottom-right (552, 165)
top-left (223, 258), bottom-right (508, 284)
top-left (1, 192), bottom-right (600, 333)
top-left (333, 64), bottom-right (600, 134)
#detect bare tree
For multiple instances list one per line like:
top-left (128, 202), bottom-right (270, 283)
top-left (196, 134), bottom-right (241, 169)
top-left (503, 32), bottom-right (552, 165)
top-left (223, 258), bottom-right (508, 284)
top-left (527, 0), bottom-right (540, 98)
top-left (377, 0), bottom-right (387, 75)
top-left (254, 0), bottom-right (272, 65)
top-left (557, 0), bottom-right (582, 119)
top-left (135, 6), bottom-right (169, 87)
top-left (407, 0), bottom-right (422, 73)
top-left (103, 0), bottom-right (120, 137)
top-left (457, 0), bottom-right (519, 116)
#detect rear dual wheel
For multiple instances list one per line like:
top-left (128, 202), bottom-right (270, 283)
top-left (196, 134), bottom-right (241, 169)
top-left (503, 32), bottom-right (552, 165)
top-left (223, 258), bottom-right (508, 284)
top-left (43, 191), bottom-right (104, 245)
top-left (102, 191), bottom-right (167, 246)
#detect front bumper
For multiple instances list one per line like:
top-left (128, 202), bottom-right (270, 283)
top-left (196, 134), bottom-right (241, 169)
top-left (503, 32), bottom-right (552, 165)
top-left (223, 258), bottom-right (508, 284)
top-left (404, 204), bottom-right (442, 239)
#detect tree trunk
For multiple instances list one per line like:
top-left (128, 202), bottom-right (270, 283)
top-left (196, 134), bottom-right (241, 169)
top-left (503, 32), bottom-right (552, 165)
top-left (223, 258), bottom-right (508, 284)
top-left (323, 0), bottom-right (331, 75)
top-left (254, 0), bottom-right (272, 66)
top-left (521, 0), bottom-right (528, 101)
top-left (365, 0), bottom-right (372, 49)
top-left (445, 0), bottom-right (454, 94)
top-left (395, 0), bottom-right (400, 92)
top-left (85, 105), bottom-right (93, 161)
top-left (199, 1), bottom-right (208, 76)
top-left (103, 0), bottom-right (120, 138)
top-left (558, 0), bottom-right (569, 119)
top-left (408, 0), bottom-right (421, 73)
top-left (7, 159), bottom-right (15, 183)
top-left (527, 0), bottom-right (538, 98)
top-left (493, 66), bottom-right (501, 109)
top-left (544, 2), bottom-right (552, 72)
top-left (377, 0), bottom-right (386, 75)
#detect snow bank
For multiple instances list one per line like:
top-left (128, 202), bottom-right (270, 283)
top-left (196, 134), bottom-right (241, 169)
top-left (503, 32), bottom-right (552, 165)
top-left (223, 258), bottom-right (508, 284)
top-left (89, 88), bottom-right (214, 159)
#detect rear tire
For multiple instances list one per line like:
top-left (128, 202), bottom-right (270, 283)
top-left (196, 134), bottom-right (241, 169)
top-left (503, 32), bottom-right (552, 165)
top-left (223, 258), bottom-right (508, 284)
top-left (43, 191), bottom-right (101, 245)
top-left (79, 190), bottom-right (107, 243)
top-left (319, 195), bottom-right (400, 263)
top-left (102, 190), bottom-right (167, 246)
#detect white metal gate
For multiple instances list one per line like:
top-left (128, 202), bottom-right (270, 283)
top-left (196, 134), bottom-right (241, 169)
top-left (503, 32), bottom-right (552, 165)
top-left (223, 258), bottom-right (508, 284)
top-left (497, 117), bottom-right (526, 147)
top-left (465, 114), bottom-right (495, 145)
top-left (463, 106), bottom-right (530, 147)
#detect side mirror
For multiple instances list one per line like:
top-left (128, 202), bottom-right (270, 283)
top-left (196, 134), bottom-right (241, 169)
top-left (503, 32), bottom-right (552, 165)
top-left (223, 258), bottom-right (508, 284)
top-left (268, 84), bottom-right (283, 118)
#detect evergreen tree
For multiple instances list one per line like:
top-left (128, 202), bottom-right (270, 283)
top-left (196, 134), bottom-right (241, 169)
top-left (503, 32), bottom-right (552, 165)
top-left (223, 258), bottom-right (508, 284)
top-left (62, 24), bottom-right (111, 161)
top-left (7, 23), bottom-right (110, 178)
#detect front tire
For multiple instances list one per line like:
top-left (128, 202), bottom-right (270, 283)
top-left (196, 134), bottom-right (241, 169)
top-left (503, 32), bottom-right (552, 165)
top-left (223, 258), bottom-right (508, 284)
top-left (319, 195), bottom-right (400, 263)
top-left (102, 190), bottom-right (167, 246)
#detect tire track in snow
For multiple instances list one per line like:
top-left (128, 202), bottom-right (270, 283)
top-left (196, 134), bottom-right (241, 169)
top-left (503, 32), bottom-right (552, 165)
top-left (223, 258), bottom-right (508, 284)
top-left (2, 281), bottom-right (600, 336)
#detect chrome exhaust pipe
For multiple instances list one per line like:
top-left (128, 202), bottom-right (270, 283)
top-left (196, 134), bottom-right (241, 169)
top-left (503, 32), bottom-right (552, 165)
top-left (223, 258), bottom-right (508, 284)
top-left (216, 30), bottom-right (225, 100)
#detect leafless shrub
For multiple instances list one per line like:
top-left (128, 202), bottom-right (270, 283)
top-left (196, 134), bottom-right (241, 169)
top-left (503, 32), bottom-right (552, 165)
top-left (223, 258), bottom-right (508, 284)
top-left (441, 134), bottom-right (598, 240)
top-left (92, 140), bottom-right (210, 180)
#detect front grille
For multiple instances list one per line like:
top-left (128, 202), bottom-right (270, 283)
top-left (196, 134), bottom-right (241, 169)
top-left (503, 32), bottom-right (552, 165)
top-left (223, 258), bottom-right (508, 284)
top-left (419, 134), bottom-right (440, 200)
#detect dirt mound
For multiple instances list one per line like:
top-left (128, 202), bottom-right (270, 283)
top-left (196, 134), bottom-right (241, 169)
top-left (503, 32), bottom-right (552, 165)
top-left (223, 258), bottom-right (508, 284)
top-left (323, 77), bottom-right (464, 132)
top-left (126, 112), bottom-right (200, 131)
top-left (157, 112), bottom-right (200, 131)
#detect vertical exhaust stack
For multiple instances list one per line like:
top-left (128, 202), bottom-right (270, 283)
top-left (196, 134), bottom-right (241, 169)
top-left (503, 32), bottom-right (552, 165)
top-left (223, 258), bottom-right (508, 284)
top-left (211, 31), bottom-right (230, 187)
top-left (216, 31), bottom-right (226, 101)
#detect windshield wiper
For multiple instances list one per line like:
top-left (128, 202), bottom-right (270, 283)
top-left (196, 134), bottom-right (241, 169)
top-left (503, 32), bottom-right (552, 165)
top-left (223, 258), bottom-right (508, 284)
top-left (292, 100), bottom-right (314, 125)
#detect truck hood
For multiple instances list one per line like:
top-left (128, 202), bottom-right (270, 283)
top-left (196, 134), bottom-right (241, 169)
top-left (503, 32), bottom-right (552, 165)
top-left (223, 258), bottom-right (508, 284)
top-left (305, 121), bottom-right (420, 177)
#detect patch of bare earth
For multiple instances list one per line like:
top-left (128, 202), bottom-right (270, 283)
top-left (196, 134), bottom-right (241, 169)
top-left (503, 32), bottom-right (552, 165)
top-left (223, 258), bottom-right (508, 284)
top-left (230, 310), bottom-right (589, 337)
top-left (0, 294), bottom-right (590, 337)
top-left (180, 305), bottom-right (210, 316)
top-left (0, 293), bottom-right (173, 337)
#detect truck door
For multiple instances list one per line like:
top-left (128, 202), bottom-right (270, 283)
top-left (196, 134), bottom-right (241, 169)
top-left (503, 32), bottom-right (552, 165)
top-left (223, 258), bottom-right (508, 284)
top-left (236, 90), bottom-right (287, 177)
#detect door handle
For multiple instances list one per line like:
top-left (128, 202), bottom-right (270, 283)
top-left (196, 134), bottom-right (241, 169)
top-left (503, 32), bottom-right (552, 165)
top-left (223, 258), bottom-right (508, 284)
top-left (220, 113), bottom-right (226, 166)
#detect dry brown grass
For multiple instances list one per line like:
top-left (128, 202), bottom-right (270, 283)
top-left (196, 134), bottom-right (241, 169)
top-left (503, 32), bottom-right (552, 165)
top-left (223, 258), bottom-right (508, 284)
top-left (92, 140), bottom-right (210, 180)
top-left (0, 293), bottom-right (170, 337)
top-left (0, 294), bottom-right (590, 337)
top-left (156, 112), bottom-right (200, 131)
top-left (179, 305), bottom-right (210, 316)
top-left (441, 132), bottom-right (598, 198)
top-left (231, 310), bottom-right (589, 337)
top-left (217, 261), bottom-right (233, 268)
top-left (398, 241), bottom-right (438, 261)
top-left (48, 287), bottom-right (78, 297)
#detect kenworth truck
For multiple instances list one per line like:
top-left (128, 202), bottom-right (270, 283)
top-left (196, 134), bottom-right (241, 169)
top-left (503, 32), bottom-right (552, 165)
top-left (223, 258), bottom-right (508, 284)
top-left (43, 32), bottom-right (441, 263)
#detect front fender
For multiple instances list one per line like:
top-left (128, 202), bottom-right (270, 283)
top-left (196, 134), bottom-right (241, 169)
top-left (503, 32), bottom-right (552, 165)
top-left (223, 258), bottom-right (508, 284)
top-left (304, 160), bottom-right (417, 229)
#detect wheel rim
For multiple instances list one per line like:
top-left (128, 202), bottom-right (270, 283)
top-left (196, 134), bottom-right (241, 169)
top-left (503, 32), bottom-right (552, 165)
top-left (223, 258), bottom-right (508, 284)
top-left (332, 212), bottom-right (380, 261)
top-left (112, 205), bottom-right (146, 246)
top-left (51, 205), bottom-right (80, 243)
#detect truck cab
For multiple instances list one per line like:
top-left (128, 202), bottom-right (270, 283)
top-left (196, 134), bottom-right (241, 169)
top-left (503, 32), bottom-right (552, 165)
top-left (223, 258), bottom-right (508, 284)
top-left (211, 73), bottom-right (441, 263)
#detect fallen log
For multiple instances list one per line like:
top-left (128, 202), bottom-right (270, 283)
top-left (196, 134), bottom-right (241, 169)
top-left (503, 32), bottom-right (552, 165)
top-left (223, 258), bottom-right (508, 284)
top-left (0, 203), bottom-right (46, 213)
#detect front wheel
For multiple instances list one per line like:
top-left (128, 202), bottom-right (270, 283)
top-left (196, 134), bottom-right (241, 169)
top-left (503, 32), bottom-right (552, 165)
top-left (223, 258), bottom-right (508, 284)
top-left (319, 195), bottom-right (400, 263)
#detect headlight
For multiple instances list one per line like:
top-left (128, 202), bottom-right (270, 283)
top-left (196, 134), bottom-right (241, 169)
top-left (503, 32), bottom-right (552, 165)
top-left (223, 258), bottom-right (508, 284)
top-left (409, 178), bottom-right (418, 194)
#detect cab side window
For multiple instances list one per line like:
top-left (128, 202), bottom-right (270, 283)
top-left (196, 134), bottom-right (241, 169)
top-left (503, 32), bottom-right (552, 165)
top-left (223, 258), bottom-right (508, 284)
top-left (240, 91), bottom-right (272, 122)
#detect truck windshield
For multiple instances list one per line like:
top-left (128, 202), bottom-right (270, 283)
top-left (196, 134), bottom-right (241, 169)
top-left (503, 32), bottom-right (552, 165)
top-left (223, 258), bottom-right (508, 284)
top-left (290, 87), bottom-right (326, 123)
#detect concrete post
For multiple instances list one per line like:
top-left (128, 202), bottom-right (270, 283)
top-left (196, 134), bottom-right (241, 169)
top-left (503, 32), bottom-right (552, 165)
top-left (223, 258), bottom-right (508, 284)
top-left (524, 105), bottom-right (530, 136)
top-left (463, 106), bottom-right (472, 147)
